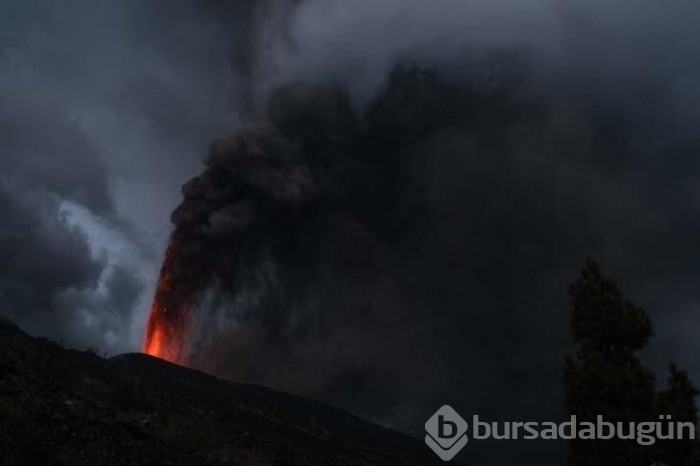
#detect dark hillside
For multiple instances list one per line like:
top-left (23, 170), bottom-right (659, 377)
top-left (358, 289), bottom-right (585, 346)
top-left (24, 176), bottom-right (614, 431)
top-left (0, 318), bottom-right (452, 465)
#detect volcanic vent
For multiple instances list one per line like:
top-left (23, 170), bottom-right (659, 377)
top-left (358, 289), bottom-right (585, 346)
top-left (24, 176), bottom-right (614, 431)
top-left (141, 84), bottom-right (366, 366)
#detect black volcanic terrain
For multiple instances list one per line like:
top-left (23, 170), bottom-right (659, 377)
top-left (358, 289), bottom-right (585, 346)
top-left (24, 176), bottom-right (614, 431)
top-left (0, 318), bottom-right (451, 465)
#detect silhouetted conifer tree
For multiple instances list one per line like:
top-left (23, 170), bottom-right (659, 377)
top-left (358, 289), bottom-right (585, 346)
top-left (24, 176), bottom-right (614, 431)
top-left (565, 260), bottom-right (699, 465)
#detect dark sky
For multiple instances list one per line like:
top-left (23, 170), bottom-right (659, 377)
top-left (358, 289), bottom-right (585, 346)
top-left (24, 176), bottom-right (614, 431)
top-left (2, 1), bottom-right (700, 464)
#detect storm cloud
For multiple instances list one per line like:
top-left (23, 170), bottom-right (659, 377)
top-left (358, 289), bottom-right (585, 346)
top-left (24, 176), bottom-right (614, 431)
top-left (0, 0), bottom-right (260, 354)
top-left (3, 1), bottom-right (700, 464)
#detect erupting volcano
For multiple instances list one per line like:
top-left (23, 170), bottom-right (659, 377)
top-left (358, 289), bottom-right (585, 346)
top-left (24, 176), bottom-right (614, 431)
top-left (142, 246), bottom-right (192, 363)
top-left (139, 84), bottom-right (352, 367)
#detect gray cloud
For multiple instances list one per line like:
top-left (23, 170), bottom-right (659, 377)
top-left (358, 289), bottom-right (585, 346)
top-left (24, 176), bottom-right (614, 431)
top-left (168, 2), bottom-right (700, 464)
top-left (0, 0), bottom-right (261, 354)
top-left (0, 183), bottom-right (101, 341)
top-left (2, 1), bottom-right (700, 465)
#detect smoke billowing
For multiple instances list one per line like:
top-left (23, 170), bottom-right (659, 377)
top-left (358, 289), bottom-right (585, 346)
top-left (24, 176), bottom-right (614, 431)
top-left (150, 49), bottom-right (699, 464)
top-left (4, 0), bottom-right (700, 464)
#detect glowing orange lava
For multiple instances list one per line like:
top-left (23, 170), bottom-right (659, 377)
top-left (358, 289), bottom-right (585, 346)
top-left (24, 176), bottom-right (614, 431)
top-left (142, 305), bottom-right (185, 363)
top-left (142, 246), bottom-right (190, 364)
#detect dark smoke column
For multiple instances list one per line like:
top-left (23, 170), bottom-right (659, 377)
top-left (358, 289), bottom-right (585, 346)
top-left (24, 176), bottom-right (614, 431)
top-left (140, 84), bottom-right (352, 364)
top-left (140, 170), bottom-right (229, 363)
top-left (141, 168), bottom-right (231, 363)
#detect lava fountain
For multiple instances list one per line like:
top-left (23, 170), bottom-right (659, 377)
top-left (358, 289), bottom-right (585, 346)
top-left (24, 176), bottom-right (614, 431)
top-left (142, 246), bottom-right (192, 363)
top-left (141, 86), bottom-right (331, 364)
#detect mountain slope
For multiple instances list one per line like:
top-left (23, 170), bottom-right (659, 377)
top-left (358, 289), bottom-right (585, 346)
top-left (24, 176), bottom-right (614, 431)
top-left (0, 319), bottom-right (452, 465)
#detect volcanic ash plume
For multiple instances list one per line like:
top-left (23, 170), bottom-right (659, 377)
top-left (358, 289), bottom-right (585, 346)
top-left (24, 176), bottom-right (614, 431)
top-left (142, 66), bottom-right (593, 428)
top-left (142, 84), bottom-right (360, 365)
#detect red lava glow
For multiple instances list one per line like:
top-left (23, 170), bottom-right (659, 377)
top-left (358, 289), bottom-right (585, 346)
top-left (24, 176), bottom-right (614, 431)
top-left (142, 305), bottom-right (186, 363)
top-left (142, 246), bottom-right (190, 364)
